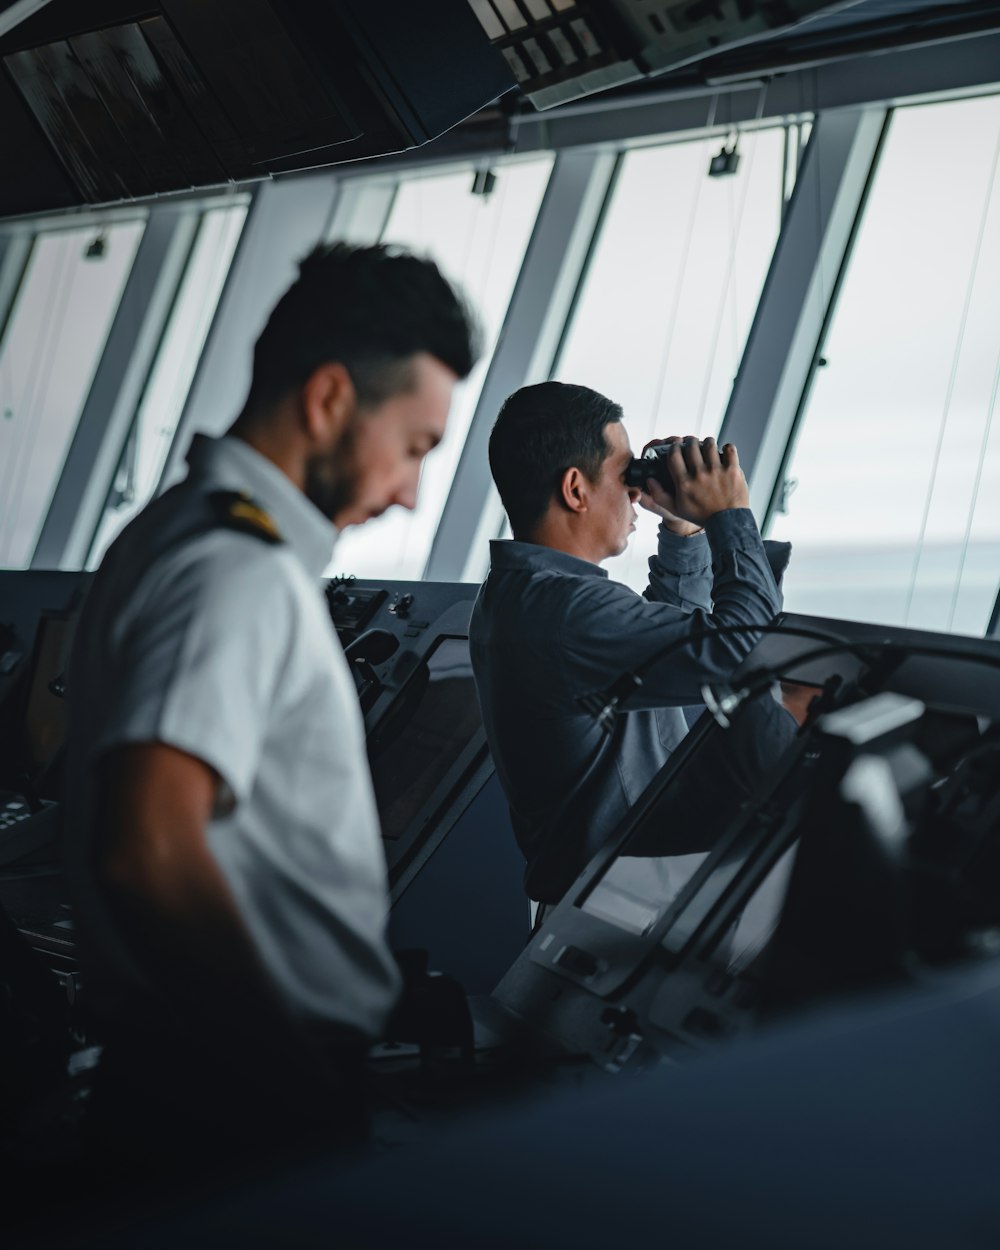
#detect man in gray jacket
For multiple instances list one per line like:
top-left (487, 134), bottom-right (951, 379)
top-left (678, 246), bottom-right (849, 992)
top-left (470, 381), bottom-right (789, 906)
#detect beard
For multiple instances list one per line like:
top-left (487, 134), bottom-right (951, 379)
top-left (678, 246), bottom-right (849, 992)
top-left (303, 416), bottom-right (362, 525)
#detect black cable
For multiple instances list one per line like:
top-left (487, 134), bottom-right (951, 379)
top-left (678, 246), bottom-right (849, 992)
top-left (700, 638), bottom-right (903, 729)
top-left (634, 620), bottom-right (852, 681)
top-left (576, 620), bottom-right (861, 731)
top-left (577, 619), bottom-right (1000, 733)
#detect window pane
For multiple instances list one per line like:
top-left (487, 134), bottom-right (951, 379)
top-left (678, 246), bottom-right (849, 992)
top-left (768, 95), bottom-right (1000, 637)
top-left (553, 127), bottom-right (787, 591)
top-left (0, 220), bottom-right (146, 568)
top-left (88, 203), bottom-right (249, 566)
top-left (328, 156), bottom-right (554, 580)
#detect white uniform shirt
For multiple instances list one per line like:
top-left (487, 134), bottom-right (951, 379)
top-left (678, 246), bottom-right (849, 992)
top-left (65, 434), bottom-right (400, 1039)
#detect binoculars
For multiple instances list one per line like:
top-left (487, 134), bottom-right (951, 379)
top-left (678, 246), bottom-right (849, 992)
top-left (625, 438), bottom-right (720, 491)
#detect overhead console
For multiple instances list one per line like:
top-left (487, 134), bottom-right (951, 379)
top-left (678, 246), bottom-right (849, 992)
top-left (492, 612), bottom-right (1000, 1071)
top-left (468, 0), bottom-right (862, 107)
top-left (0, 0), bottom-right (513, 216)
top-left (467, 0), bottom-right (1000, 109)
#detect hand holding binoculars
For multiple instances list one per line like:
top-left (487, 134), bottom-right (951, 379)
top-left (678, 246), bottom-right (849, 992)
top-left (624, 438), bottom-right (724, 491)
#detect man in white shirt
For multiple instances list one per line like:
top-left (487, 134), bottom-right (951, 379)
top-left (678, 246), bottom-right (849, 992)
top-left (65, 243), bottom-right (478, 1165)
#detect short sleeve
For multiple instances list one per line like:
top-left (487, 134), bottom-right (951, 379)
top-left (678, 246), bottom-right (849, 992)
top-left (98, 538), bottom-right (294, 804)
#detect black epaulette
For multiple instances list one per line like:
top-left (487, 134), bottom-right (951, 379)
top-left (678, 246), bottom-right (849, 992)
top-left (208, 491), bottom-right (284, 545)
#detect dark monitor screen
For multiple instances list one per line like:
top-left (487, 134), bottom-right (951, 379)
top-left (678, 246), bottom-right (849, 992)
top-left (578, 682), bottom-right (813, 941)
top-left (579, 819), bottom-right (801, 972)
top-left (576, 806), bottom-right (805, 991)
top-left (723, 843), bottom-right (800, 976)
top-left (368, 636), bottom-right (484, 852)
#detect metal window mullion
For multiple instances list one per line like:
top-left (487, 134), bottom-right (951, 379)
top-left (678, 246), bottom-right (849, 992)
top-left (987, 589), bottom-right (1000, 640)
top-left (423, 148), bottom-right (619, 582)
top-left (161, 175), bottom-right (341, 487)
top-left (30, 206), bottom-right (199, 570)
top-left (0, 232), bottom-right (33, 353)
top-left (0, 1), bottom-right (51, 38)
top-left (718, 106), bottom-right (889, 522)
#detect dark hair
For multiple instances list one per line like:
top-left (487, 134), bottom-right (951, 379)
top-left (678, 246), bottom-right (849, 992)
top-left (489, 381), bottom-right (623, 539)
top-left (248, 242), bottom-right (480, 407)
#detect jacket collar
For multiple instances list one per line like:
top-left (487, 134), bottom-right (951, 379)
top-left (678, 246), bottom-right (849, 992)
top-left (487, 538), bottom-right (608, 580)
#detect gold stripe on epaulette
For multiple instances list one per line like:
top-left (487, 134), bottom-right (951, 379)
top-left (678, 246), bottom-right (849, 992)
top-left (228, 499), bottom-right (283, 542)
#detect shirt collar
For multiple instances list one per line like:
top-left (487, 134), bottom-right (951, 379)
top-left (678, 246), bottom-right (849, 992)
top-left (185, 433), bottom-right (336, 578)
top-left (487, 538), bottom-right (608, 580)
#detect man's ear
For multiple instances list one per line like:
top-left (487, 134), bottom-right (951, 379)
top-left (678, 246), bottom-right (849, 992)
top-left (558, 466), bottom-right (589, 515)
top-left (301, 362), bottom-right (357, 449)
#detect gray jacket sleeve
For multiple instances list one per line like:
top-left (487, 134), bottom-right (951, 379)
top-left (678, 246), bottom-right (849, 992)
top-left (558, 509), bottom-right (783, 710)
top-left (645, 524), bottom-right (713, 612)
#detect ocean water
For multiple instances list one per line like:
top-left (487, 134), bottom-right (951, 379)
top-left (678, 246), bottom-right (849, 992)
top-left (779, 540), bottom-right (1000, 637)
